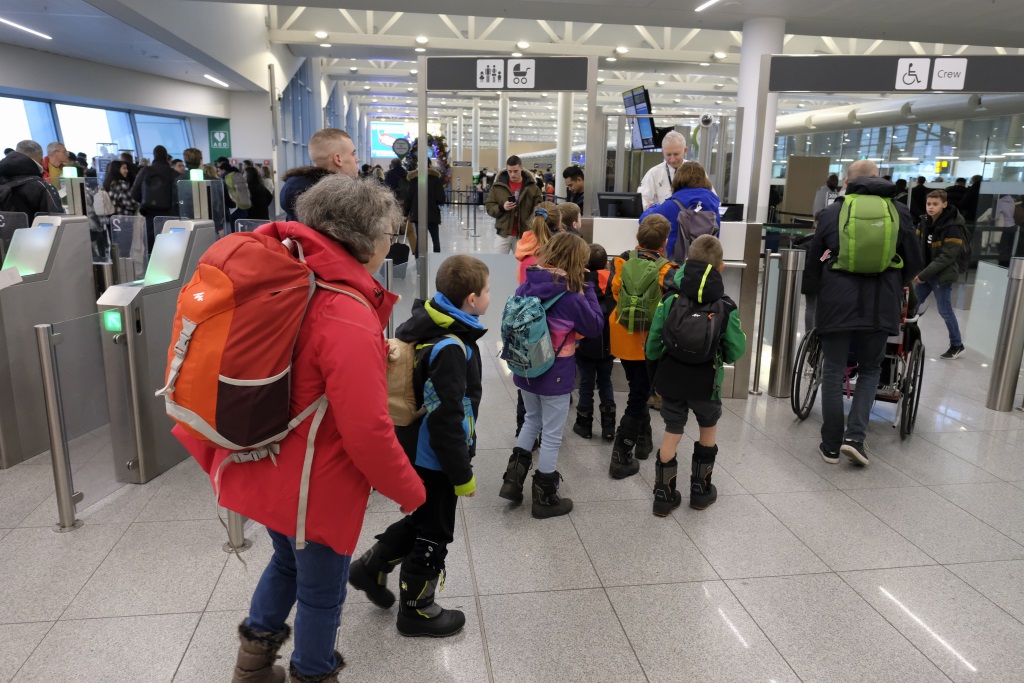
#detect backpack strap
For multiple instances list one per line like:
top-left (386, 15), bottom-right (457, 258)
top-left (541, 291), bottom-right (567, 310)
top-left (428, 334), bottom-right (469, 364)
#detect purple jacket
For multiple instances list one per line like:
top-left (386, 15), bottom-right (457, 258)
top-left (512, 266), bottom-right (605, 396)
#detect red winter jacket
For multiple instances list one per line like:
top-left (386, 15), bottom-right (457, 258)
top-left (174, 221), bottom-right (426, 555)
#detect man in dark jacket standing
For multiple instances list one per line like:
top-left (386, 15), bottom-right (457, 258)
top-left (806, 160), bottom-right (923, 467)
top-left (280, 128), bottom-right (360, 221)
top-left (0, 141), bottom-right (64, 224)
top-left (131, 145), bottom-right (178, 253)
top-left (384, 158), bottom-right (408, 201)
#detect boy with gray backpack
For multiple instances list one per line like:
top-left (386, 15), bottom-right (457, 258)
top-left (646, 235), bottom-right (746, 516)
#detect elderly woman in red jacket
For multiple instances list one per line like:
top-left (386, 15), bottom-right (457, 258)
top-left (178, 175), bottom-right (425, 683)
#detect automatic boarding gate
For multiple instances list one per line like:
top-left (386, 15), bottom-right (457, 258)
top-left (0, 215), bottom-right (104, 468)
top-left (97, 219), bottom-right (216, 483)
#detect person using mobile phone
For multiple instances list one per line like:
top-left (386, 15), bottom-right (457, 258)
top-left (485, 155), bottom-right (542, 255)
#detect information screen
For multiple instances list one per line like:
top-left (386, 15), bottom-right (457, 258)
top-left (622, 87), bottom-right (655, 150)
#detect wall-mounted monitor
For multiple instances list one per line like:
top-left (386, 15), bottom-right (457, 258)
top-left (622, 87), bottom-right (656, 150)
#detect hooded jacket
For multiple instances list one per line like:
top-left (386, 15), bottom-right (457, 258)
top-left (0, 152), bottom-right (64, 223)
top-left (394, 295), bottom-right (486, 495)
top-left (384, 165), bottom-right (408, 200)
top-left (639, 187), bottom-right (721, 257)
top-left (515, 230), bottom-right (542, 284)
top-left (280, 167), bottom-right (332, 222)
top-left (511, 266), bottom-right (605, 396)
top-left (646, 260), bottom-right (746, 401)
top-left (130, 158), bottom-right (177, 213)
top-left (173, 221), bottom-right (426, 555)
top-left (404, 167), bottom-right (446, 225)
top-left (807, 177), bottom-right (924, 336)
top-left (917, 205), bottom-right (966, 286)
top-left (485, 169), bottom-right (542, 238)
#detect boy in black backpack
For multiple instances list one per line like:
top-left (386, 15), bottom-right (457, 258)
top-left (348, 255), bottom-right (490, 638)
top-left (646, 235), bottom-right (746, 516)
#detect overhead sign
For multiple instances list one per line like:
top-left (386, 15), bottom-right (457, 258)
top-left (427, 56), bottom-right (589, 92)
top-left (769, 55), bottom-right (1024, 93)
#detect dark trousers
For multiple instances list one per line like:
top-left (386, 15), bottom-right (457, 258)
top-left (375, 466), bottom-right (457, 572)
top-left (141, 211), bottom-right (157, 254)
top-left (413, 222), bottom-right (441, 256)
top-left (621, 359), bottom-right (651, 419)
top-left (820, 330), bottom-right (888, 451)
top-left (576, 356), bottom-right (615, 412)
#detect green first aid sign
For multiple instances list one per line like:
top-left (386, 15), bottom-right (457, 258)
top-left (208, 118), bottom-right (232, 158)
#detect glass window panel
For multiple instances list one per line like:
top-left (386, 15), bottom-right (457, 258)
top-left (0, 96), bottom-right (58, 149)
top-left (134, 113), bottom-right (191, 160)
top-left (55, 104), bottom-right (135, 159)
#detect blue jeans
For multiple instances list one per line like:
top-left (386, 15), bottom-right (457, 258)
top-left (516, 391), bottom-right (571, 473)
top-left (915, 280), bottom-right (962, 347)
top-left (576, 356), bottom-right (615, 412)
top-left (247, 528), bottom-right (351, 677)
top-left (819, 330), bottom-right (888, 451)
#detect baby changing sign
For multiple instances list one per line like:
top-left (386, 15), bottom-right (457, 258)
top-left (508, 60), bottom-right (536, 89)
top-left (476, 60), bottom-right (505, 88)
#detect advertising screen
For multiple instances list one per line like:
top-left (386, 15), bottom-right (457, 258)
top-left (370, 121), bottom-right (442, 159)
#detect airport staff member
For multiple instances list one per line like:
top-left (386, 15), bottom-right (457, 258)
top-left (638, 130), bottom-right (687, 209)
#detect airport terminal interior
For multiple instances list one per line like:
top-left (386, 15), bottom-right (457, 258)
top-left (4, 0), bottom-right (1024, 681)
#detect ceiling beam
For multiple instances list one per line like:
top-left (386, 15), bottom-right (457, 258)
top-left (279, 6), bottom-right (306, 31)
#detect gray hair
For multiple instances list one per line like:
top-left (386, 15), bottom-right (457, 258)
top-left (295, 174), bottom-right (401, 263)
top-left (16, 139), bottom-right (43, 160)
top-left (46, 141), bottom-right (65, 156)
top-left (661, 130), bottom-right (687, 150)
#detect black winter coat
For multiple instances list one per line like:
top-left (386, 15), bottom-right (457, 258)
top-left (577, 269), bottom-right (614, 360)
top-left (280, 167), bottom-right (331, 222)
top-left (807, 177), bottom-right (924, 336)
top-left (0, 152), bottom-right (64, 224)
top-left (130, 159), bottom-right (177, 213)
top-left (404, 168), bottom-right (446, 225)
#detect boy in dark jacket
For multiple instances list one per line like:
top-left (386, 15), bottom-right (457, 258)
top-left (913, 189), bottom-right (966, 359)
top-left (348, 255), bottom-right (490, 638)
top-left (646, 235), bottom-right (746, 516)
top-left (573, 244), bottom-right (617, 441)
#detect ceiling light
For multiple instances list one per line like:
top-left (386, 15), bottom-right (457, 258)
top-left (0, 17), bottom-right (52, 39)
top-left (415, 36), bottom-right (429, 44)
top-left (314, 31), bottom-right (328, 39)
top-left (349, 66), bottom-right (358, 72)
top-left (700, 62), bottom-right (711, 67)
top-left (715, 100), bottom-right (723, 105)
top-left (897, 157), bottom-right (920, 161)
top-left (371, 98), bottom-right (378, 103)
top-left (363, 85), bottom-right (370, 90)
top-left (606, 57), bottom-right (617, 62)
top-left (695, 0), bottom-right (723, 11)
top-left (615, 46), bottom-right (629, 54)
top-left (204, 74), bottom-right (229, 87)
top-left (657, 80), bottom-right (666, 85)
top-left (673, 98), bottom-right (681, 103)
top-left (596, 77), bottom-right (605, 83)
top-left (797, 103), bottom-right (806, 108)
top-left (407, 87), bottom-right (414, 92)
top-left (714, 83), bottom-right (726, 90)
top-left (542, 92), bottom-right (549, 97)
top-left (713, 51), bottom-right (727, 60)
top-left (511, 52), bottom-right (523, 57)
top-left (517, 41), bottom-right (530, 49)
top-left (320, 43), bottom-right (331, 48)
top-left (415, 47), bottom-right (426, 52)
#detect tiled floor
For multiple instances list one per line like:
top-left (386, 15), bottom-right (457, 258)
top-left (3, 208), bottom-right (1024, 681)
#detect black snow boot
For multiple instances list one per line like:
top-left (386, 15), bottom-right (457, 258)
top-left (531, 470), bottom-right (573, 519)
top-left (396, 566), bottom-right (466, 638)
top-left (634, 412), bottom-right (654, 460)
top-left (609, 415), bottom-right (641, 479)
top-left (599, 403), bottom-right (616, 442)
top-left (348, 542), bottom-right (403, 609)
top-left (690, 443), bottom-right (719, 510)
top-left (652, 454), bottom-right (683, 517)
top-left (499, 447), bottom-right (533, 502)
top-left (572, 409), bottom-right (594, 439)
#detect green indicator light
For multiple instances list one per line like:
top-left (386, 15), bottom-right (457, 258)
top-left (102, 310), bottom-right (123, 333)
top-left (62, 166), bottom-right (79, 178)
top-left (189, 168), bottom-right (204, 181)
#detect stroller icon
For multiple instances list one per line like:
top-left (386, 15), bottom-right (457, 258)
top-left (512, 63), bottom-right (531, 85)
top-left (902, 63), bottom-right (922, 86)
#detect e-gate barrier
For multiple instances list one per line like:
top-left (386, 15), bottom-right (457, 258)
top-left (97, 219), bottom-right (217, 483)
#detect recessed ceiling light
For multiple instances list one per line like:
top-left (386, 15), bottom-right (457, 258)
top-left (715, 100), bottom-right (723, 105)
top-left (511, 52), bottom-right (523, 57)
top-left (407, 87), bottom-right (414, 92)
top-left (409, 69), bottom-right (418, 75)
top-left (656, 80), bottom-right (666, 85)
top-left (0, 16), bottom-right (52, 40)
top-left (371, 98), bottom-right (378, 103)
top-left (349, 66), bottom-right (358, 72)
top-left (314, 31), bottom-right (328, 39)
top-left (700, 62), bottom-right (711, 67)
top-left (415, 47), bottom-right (426, 52)
top-left (320, 43), bottom-right (331, 48)
top-left (606, 57), bottom-right (617, 62)
top-left (363, 85), bottom-right (370, 90)
top-left (713, 51), bottom-right (727, 60)
top-left (673, 98), bottom-right (681, 103)
top-left (615, 46), bottom-right (629, 54)
top-left (517, 41), bottom-right (530, 49)
top-left (204, 74), bottom-right (229, 87)
top-left (415, 36), bottom-right (429, 44)
top-left (714, 83), bottom-right (726, 89)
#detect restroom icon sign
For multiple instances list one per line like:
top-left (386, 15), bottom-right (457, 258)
top-left (476, 60), bottom-right (505, 88)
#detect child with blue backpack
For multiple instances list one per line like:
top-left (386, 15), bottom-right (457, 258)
top-left (499, 232), bottom-right (606, 518)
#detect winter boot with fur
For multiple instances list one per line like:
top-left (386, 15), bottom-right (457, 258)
top-left (690, 443), bottom-right (719, 510)
top-left (499, 447), bottom-right (533, 502)
top-left (599, 403), bottom-right (616, 442)
top-left (232, 623), bottom-right (290, 683)
top-left (348, 542), bottom-right (403, 608)
top-left (609, 415), bottom-right (641, 479)
top-left (531, 470), bottom-right (573, 519)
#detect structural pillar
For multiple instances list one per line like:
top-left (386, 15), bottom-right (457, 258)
top-left (456, 113), bottom-right (464, 162)
top-left (359, 112), bottom-right (370, 163)
top-left (346, 99), bottom-right (359, 141)
top-left (471, 99), bottom-right (481, 171)
top-left (497, 92), bottom-right (510, 170)
top-left (734, 17), bottom-right (785, 222)
top-left (556, 92), bottom-right (573, 197)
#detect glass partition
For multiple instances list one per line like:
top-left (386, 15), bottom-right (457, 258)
top-left (108, 215), bottom-right (148, 281)
top-left (965, 261), bottom-right (1010, 360)
top-left (0, 211), bottom-right (30, 264)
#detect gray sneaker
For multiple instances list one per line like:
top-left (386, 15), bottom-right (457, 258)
top-left (841, 440), bottom-right (869, 466)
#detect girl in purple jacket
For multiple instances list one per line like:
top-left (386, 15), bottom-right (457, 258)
top-left (499, 233), bottom-right (606, 518)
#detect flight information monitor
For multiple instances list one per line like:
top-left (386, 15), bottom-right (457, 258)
top-left (622, 87), bottom-right (656, 150)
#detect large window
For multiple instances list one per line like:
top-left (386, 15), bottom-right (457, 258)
top-left (0, 96), bottom-right (58, 149)
top-left (280, 59), bottom-right (314, 171)
top-left (55, 104), bottom-right (134, 159)
top-left (135, 113), bottom-right (192, 160)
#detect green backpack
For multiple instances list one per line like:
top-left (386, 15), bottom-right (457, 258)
top-left (833, 194), bottom-right (903, 274)
top-left (615, 251), bottom-right (668, 334)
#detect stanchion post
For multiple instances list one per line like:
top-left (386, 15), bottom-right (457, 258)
top-left (384, 258), bottom-right (395, 338)
top-left (749, 247), bottom-right (777, 395)
top-left (987, 258), bottom-right (1024, 411)
top-left (34, 324), bottom-right (83, 532)
top-left (224, 511), bottom-right (253, 553)
top-left (767, 249), bottom-right (805, 398)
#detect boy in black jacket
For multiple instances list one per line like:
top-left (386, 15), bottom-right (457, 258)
top-left (573, 244), bottom-right (617, 441)
top-left (348, 255), bottom-right (490, 638)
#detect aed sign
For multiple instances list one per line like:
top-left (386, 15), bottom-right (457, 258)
top-left (932, 58), bottom-right (968, 90)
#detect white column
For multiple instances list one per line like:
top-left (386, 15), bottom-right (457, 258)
top-left (497, 92), bottom-right (510, 170)
top-left (471, 99), bottom-right (481, 171)
top-left (359, 111), bottom-right (369, 162)
top-left (556, 92), bottom-right (573, 196)
top-left (346, 97), bottom-right (358, 138)
top-left (734, 17), bottom-right (785, 221)
top-left (456, 113), bottom-right (464, 162)
top-left (309, 58), bottom-right (325, 130)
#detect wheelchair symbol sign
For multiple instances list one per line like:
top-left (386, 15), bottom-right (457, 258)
top-left (508, 59), bottom-right (536, 89)
top-left (896, 58), bottom-right (930, 90)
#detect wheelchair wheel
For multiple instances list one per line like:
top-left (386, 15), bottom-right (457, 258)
top-left (791, 329), bottom-right (823, 420)
top-left (899, 341), bottom-right (925, 440)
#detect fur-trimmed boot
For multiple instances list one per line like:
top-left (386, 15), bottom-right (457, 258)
top-left (531, 470), bottom-right (573, 519)
top-left (232, 622), bottom-right (290, 683)
top-left (572, 409), bottom-right (594, 439)
top-left (396, 566), bottom-right (466, 638)
top-left (652, 454), bottom-right (682, 517)
top-left (499, 447), bottom-right (533, 502)
top-left (348, 542), bottom-right (403, 609)
top-left (634, 412), bottom-right (654, 460)
top-left (609, 415), bottom-right (641, 479)
top-left (690, 443), bottom-right (719, 510)
top-left (287, 651), bottom-right (344, 683)
top-left (599, 403), bottom-right (616, 442)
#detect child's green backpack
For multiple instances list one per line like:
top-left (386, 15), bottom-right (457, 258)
top-left (833, 194), bottom-right (903, 274)
top-left (615, 251), bottom-right (668, 334)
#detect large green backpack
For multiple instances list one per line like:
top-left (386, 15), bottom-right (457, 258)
top-left (832, 194), bottom-right (903, 274)
top-left (615, 251), bottom-right (668, 334)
